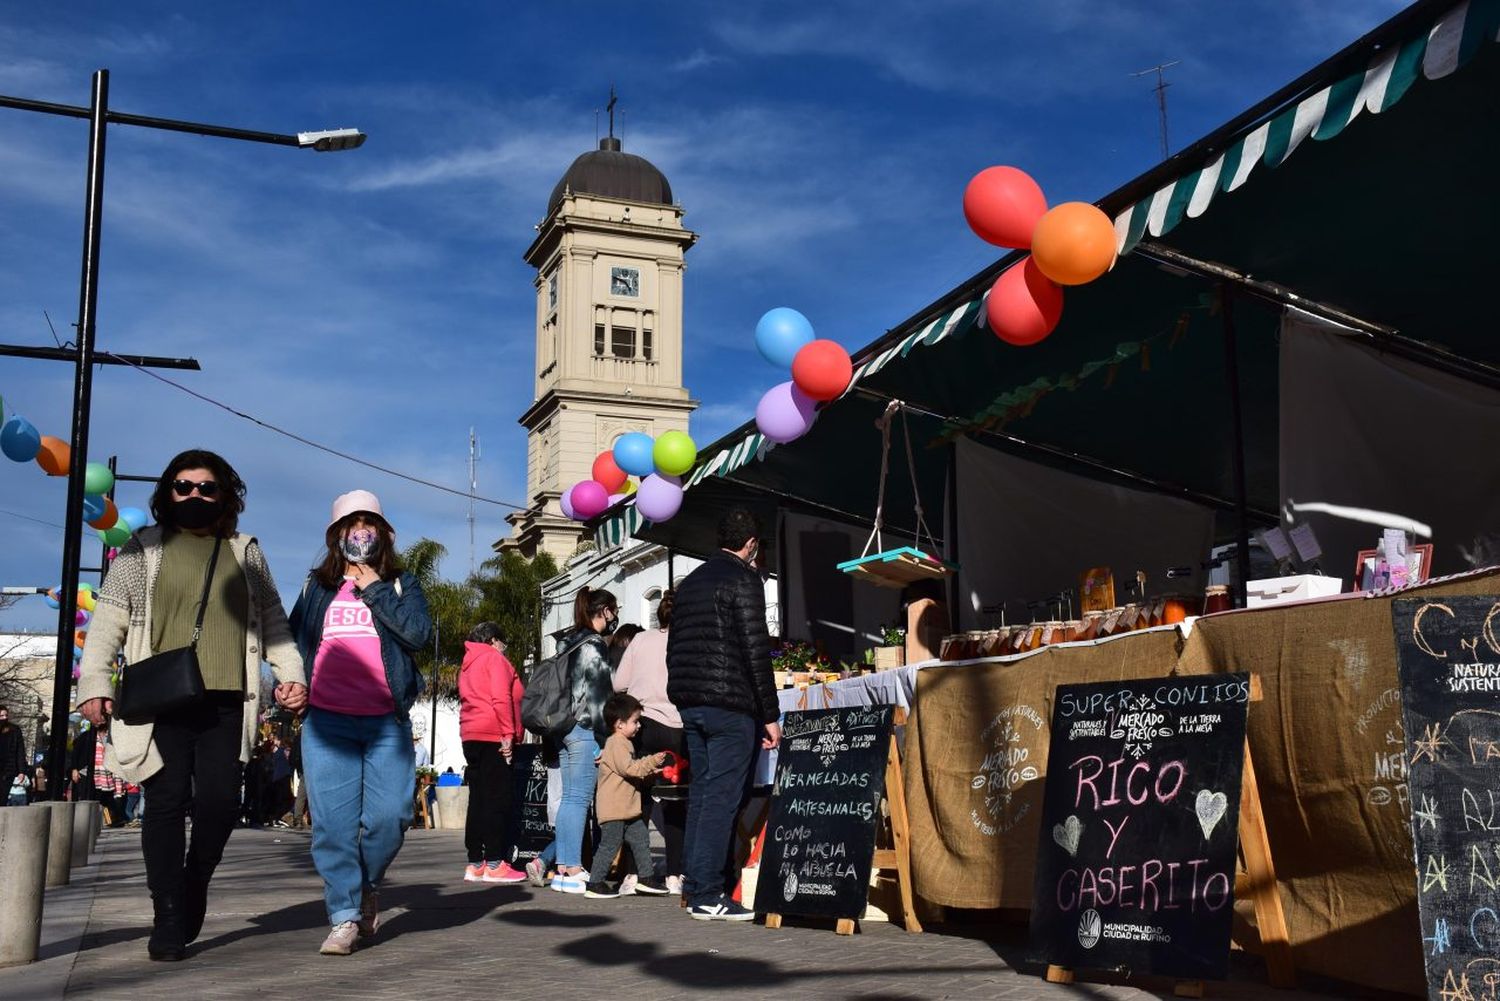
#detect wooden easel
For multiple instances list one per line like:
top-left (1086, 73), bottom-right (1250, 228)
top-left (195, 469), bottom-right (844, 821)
top-left (763, 708), bottom-right (923, 936)
top-left (1045, 676), bottom-right (1295, 996)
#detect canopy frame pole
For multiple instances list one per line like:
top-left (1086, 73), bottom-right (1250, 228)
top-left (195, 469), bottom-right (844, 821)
top-left (1219, 285), bottom-right (1254, 609)
top-left (855, 387), bottom-right (1279, 522)
top-left (1139, 241), bottom-right (1500, 390)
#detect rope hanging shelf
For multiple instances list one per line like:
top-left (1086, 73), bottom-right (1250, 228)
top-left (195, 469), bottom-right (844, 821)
top-left (840, 400), bottom-right (956, 589)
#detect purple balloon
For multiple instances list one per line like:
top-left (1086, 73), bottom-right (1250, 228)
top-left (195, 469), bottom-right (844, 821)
top-left (636, 473), bottom-right (684, 522)
top-left (560, 484), bottom-right (578, 520)
top-left (755, 381), bottom-right (818, 444)
top-left (571, 481), bottom-right (610, 520)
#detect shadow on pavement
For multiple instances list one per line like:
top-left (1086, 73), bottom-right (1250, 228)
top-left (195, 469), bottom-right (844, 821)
top-left (494, 909), bottom-right (616, 930)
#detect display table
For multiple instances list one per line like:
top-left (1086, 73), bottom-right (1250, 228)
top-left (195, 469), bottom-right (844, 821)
top-left (897, 567), bottom-right (1500, 997)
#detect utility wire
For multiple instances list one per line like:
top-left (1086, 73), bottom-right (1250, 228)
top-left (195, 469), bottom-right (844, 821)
top-left (0, 507), bottom-right (66, 529)
top-left (99, 351), bottom-right (529, 512)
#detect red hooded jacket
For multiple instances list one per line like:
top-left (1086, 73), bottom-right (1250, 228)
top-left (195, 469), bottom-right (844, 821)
top-left (459, 641), bottom-right (524, 743)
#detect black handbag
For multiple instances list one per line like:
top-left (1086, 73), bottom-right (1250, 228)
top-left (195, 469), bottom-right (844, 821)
top-left (114, 537), bottom-right (222, 725)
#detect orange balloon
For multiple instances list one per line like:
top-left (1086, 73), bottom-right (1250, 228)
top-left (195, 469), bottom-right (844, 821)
top-left (74, 629), bottom-right (88, 648)
top-left (35, 435), bottom-right (70, 475)
top-left (88, 496), bottom-right (119, 530)
top-left (1030, 202), bottom-right (1117, 286)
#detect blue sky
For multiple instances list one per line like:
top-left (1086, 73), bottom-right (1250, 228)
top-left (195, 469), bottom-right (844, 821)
top-left (0, 1), bottom-right (1404, 629)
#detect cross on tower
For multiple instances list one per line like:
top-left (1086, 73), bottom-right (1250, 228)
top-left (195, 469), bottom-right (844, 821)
top-left (607, 86), bottom-right (618, 139)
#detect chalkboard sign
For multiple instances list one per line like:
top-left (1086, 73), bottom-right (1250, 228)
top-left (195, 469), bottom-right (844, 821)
top-left (1392, 596), bottom-right (1500, 1001)
top-left (1029, 674), bottom-right (1252, 981)
top-left (508, 744), bottom-right (554, 865)
top-left (754, 706), bottom-right (895, 920)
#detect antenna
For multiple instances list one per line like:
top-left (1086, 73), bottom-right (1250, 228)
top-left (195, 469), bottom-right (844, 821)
top-left (468, 428), bottom-right (481, 579)
top-left (1131, 61), bottom-right (1181, 160)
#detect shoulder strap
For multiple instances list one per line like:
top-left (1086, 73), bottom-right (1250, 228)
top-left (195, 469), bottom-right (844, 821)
top-left (189, 537), bottom-right (224, 650)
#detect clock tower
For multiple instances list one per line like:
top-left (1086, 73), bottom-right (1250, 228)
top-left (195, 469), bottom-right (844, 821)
top-left (500, 129), bottom-right (698, 562)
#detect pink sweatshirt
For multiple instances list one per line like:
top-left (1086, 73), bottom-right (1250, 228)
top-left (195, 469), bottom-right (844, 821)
top-left (459, 641), bottom-right (524, 743)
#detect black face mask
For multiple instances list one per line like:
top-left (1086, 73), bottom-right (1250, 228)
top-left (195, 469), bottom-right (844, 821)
top-left (172, 497), bottom-right (220, 531)
top-left (601, 616), bottom-right (619, 637)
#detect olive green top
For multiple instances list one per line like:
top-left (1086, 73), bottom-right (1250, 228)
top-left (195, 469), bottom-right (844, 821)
top-left (150, 532), bottom-right (249, 693)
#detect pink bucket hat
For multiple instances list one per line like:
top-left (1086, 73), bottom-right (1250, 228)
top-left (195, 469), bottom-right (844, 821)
top-left (329, 489), bottom-right (384, 527)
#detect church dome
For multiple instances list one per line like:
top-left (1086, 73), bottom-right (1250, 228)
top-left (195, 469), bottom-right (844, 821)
top-left (547, 137), bottom-right (673, 213)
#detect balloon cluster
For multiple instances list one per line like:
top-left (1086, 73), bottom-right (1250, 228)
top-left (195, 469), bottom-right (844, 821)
top-left (45, 583), bottom-right (99, 678)
top-left (562, 429), bottom-right (698, 524)
top-left (1, 394), bottom-right (149, 547)
top-left (962, 166), bottom-right (1117, 346)
top-left (752, 308), bottom-right (851, 445)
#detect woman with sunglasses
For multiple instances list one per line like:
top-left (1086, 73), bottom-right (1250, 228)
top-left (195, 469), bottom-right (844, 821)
top-left (538, 586), bottom-right (620, 893)
top-left (76, 449), bottom-right (307, 962)
top-left (289, 490), bottom-right (432, 956)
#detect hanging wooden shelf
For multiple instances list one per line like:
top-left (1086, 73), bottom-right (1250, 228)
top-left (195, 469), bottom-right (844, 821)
top-left (838, 547), bottom-right (956, 589)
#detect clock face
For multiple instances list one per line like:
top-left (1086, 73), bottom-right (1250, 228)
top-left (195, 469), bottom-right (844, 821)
top-left (547, 273), bottom-right (557, 310)
top-left (610, 266), bottom-right (640, 297)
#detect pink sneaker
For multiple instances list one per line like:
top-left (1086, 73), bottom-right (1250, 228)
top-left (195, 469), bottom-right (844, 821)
top-left (482, 861), bottom-right (528, 884)
top-left (464, 863), bottom-right (485, 883)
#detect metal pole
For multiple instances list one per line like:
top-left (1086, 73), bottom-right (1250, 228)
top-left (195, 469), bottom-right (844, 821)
top-left (48, 70), bottom-right (109, 798)
top-left (1219, 285), bottom-right (1253, 609)
top-left (430, 620), bottom-right (438, 765)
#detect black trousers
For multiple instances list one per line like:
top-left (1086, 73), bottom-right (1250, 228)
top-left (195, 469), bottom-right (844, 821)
top-left (636, 717), bottom-right (688, 876)
top-left (462, 740), bottom-right (514, 864)
top-left (141, 692), bottom-right (245, 903)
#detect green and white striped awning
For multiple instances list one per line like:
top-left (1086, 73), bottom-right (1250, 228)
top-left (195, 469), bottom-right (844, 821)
top-left (1113, 0), bottom-right (1500, 254)
top-left (595, 0), bottom-right (1499, 552)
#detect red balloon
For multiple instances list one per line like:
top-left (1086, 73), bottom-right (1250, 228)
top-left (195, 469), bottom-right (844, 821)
top-left (986, 256), bottom-right (1063, 347)
top-left (591, 451), bottom-right (627, 493)
top-left (790, 340), bottom-right (853, 402)
top-left (963, 166), bottom-right (1048, 249)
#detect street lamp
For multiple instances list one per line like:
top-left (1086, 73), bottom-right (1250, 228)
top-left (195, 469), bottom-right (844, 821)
top-left (0, 68), bottom-right (365, 797)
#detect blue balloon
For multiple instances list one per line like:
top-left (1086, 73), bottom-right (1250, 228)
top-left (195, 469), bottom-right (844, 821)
top-left (0, 415), bottom-right (41, 462)
top-left (119, 506), bottom-right (149, 532)
top-left (612, 432), bottom-right (656, 478)
top-left (83, 494), bottom-right (107, 522)
top-left (755, 307), bottom-right (816, 369)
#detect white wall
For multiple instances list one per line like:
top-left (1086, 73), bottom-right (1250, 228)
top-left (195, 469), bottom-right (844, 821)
top-left (408, 697), bottom-right (464, 774)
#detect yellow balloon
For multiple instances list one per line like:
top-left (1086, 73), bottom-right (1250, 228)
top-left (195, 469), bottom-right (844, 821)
top-left (621, 479), bottom-right (638, 495)
top-left (77, 589), bottom-right (97, 612)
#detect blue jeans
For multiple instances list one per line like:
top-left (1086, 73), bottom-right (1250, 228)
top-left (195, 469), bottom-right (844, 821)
top-left (548, 724), bottom-right (598, 869)
top-left (301, 708), bottom-right (415, 925)
top-left (680, 706), bottom-right (757, 906)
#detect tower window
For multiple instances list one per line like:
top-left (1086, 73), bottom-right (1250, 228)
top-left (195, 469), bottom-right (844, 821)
top-left (611, 326), bottom-right (635, 358)
top-left (594, 324), bottom-right (606, 356)
top-left (642, 326), bottom-right (653, 360)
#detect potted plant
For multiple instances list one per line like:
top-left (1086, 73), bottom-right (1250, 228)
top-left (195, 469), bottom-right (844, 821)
top-left (873, 625), bottom-right (905, 672)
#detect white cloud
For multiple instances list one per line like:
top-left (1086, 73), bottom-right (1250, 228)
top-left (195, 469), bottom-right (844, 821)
top-left (671, 48), bottom-right (728, 73)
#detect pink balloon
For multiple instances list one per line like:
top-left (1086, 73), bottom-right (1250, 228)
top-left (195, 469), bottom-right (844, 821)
top-left (559, 484), bottom-right (578, 520)
top-left (755, 381), bottom-right (818, 444)
top-left (986, 256), bottom-right (1063, 347)
top-left (571, 481), bottom-right (610, 520)
top-left (963, 166), bottom-right (1048, 248)
top-left (636, 473), bottom-right (684, 522)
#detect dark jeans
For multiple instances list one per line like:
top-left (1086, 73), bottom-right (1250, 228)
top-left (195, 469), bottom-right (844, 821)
top-left (680, 706), bottom-right (757, 906)
top-left (588, 818), bottom-right (654, 885)
top-left (462, 740), bottom-right (513, 865)
top-left (142, 692), bottom-right (244, 905)
top-left (636, 717), bottom-right (688, 875)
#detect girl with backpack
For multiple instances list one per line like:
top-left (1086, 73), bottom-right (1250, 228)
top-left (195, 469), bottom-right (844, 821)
top-left (535, 587), bottom-right (619, 893)
top-left (289, 490), bottom-right (432, 956)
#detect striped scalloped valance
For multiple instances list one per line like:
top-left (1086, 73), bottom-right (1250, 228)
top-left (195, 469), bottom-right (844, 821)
top-left (1113, 0), bottom-right (1500, 254)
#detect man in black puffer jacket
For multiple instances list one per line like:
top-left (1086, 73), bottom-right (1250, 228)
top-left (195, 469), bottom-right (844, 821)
top-left (667, 508), bottom-right (780, 920)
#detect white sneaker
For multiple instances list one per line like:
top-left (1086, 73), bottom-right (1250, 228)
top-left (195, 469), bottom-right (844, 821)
top-left (619, 874), bottom-right (638, 896)
top-left (549, 871), bottom-right (586, 894)
top-left (319, 921), bottom-right (360, 955)
top-left (525, 858), bottom-right (548, 887)
top-left (665, 874), bottom-right (683, 896)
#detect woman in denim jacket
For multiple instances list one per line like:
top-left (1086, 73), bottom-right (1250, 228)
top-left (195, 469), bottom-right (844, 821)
top-left (289, 490), bottom-right (431, 956)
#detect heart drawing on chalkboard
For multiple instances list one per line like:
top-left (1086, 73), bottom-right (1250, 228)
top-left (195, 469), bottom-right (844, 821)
top-left (1196, 789), bottom-right (1228, 839)
top-left (1053, 814), bottom-right (1083, 857)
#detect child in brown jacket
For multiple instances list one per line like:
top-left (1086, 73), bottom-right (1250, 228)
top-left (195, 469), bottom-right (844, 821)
top-left (585, 693), bottom-right (670, 897)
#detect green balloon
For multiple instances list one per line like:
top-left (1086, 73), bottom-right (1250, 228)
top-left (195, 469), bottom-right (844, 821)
top-left (83, 462), bottom-right (114, 495)
top-left (98, 523), bottom-right (132, 547)
top-left (653, 430), bottom-right (697, 477)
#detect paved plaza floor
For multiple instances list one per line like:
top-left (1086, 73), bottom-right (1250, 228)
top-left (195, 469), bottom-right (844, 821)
top-left (6, 827), bottom-right (1384, 1000)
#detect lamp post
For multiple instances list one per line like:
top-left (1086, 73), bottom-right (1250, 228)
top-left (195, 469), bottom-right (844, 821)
top-left (0, 68), bottom-right (366, 798)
